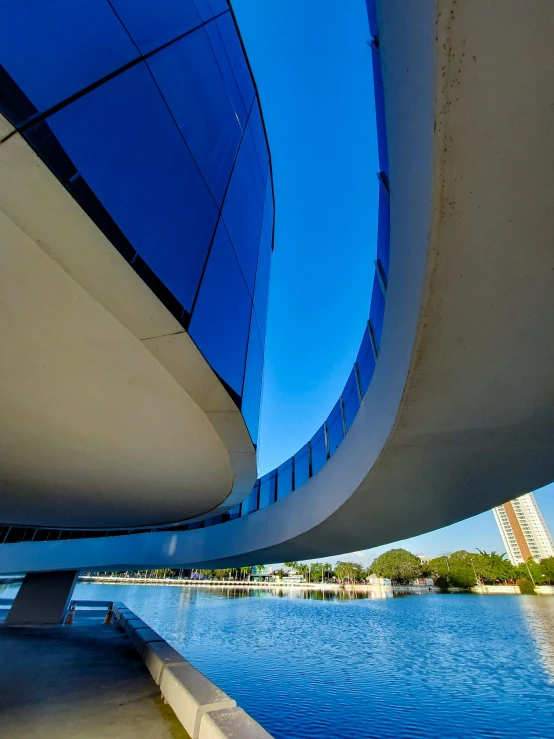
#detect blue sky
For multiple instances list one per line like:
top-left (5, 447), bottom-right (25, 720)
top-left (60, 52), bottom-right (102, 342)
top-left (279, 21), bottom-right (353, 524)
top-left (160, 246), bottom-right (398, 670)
top-left (233, 0), bottom-right (554, 563)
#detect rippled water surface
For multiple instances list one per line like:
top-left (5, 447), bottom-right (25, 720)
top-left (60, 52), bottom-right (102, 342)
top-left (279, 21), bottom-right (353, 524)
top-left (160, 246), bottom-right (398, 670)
top-left (18, 583), bottom-right (554, 738)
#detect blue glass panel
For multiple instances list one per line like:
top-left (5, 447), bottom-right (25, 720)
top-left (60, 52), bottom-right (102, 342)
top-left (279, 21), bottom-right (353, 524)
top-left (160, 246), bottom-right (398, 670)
top-left (253, 184), bottom-right (274, 345)
top-left (342, 367), bottom-right (361, 431)
top-left (194, 0), bottom-right (228, 20)
top-left (214, 14), bottom-right (255, 113)
top-left (327, 401), bottom-right (345, 457)
top-left (377, 185), bottom-right (390, 276)
top-left (294, 444), bottom-right (310, 489)
top-left (241, 320), bottom-right (264, 443)
top-left (277, 458), bottom-right (293, 500)
top-left (244, 125), bottom-right (267, 205)
top-left (241, 481), bottom-right (259, 516)
top-left (204, 19), bottom-right (247, 127)
top-left (365, 0), bottom-right (379, 38)
top-left (223, 133), bottom-right (265, 294)
top-left (192, 0), bottom-right (214, 22)
top-left (369, 271), bottom-right (386, 350)
top-left (259, 471), bottom-right (277, 509)
top-left (189, 222), bottom-right (252, 395)
top-left (248, 101), bottom-right (270, 187)
top-left (147, 27), bottom-right (242, 204)
top-left (370, 48), bottom-right (389, 175)
top-left (187, 521), bottom-right (204, 530)
top-left (207, 0), bottom-right (230, 15)
top-left (0, 0), bottom-right (138, 119)
top-left (356, 327), bottom-right (375, 395)
top-left (310, 425), bottom-right (328, 476)
top-left (111, 0), bottom-right (200, 54)
top-left (228, 504), bottom-right (241, 520)
top-left (47, 63), bottom-right (218, 313)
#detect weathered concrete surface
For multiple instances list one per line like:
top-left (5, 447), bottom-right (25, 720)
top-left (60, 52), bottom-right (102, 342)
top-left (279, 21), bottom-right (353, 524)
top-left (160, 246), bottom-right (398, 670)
top-left (0, 623), bottom-right (188, 738)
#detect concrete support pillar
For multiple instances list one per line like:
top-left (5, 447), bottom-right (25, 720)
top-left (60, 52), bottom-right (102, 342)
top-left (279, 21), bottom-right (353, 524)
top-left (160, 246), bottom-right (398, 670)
top-left (6, 570), bottom-right (79, 626)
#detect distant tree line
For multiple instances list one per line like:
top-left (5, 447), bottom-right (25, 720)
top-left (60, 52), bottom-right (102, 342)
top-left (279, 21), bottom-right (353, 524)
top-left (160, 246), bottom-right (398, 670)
top-left (93, 550), bottom-right (554, 589)
top-left (371, 548), bottom-right (554, 588)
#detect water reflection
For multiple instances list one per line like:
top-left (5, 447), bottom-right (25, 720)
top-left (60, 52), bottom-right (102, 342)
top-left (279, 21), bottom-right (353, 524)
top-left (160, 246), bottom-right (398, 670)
top-left (520, 597), bottom-right (554, 683)
top-left (57, 583), bottom-right (554, 739)
top-left (177, 586), bottom-right (396, 601)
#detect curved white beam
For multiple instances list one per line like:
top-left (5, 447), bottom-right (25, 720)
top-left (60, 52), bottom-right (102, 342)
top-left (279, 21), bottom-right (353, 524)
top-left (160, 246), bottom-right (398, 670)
top-left (0, 130), bottom-right (256, 528)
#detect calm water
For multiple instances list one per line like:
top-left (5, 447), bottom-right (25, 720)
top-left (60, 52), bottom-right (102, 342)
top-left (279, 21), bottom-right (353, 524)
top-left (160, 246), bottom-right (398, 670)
top-left (5, 582), bottom-right (554, 738)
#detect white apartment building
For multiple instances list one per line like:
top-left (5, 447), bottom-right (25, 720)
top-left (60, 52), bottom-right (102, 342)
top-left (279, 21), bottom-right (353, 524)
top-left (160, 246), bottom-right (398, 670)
top-left (493, 493), bottom-right (554, 566)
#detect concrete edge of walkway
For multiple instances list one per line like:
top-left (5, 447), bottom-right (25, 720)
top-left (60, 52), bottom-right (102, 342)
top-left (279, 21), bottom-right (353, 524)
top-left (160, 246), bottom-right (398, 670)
top-left (113, 602), bottom-right (273, 739)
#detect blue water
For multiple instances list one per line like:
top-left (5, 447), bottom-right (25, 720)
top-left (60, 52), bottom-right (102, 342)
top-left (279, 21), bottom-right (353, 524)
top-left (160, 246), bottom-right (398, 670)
top-left (5, 582), bottom-right (554, 738)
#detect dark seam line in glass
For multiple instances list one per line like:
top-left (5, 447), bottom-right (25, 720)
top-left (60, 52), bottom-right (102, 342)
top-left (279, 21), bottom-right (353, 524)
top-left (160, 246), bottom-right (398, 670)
top-left (105, 0), bottom-right (142, 56)
top-left (188, 96), bottom-right (255, 320)
top-left (13, 10), bottom-right (231, 136)
top-left (210, 126), bottom-right (268, 300)
top-left (105, 0), bottom-right (222, 213)
top-left (248, 185), bottom-right (270, 302)
top-left (209, 15), bottom-right (251, 116)
top-left (141, 60), bottom-right (219, 212)
top-left (240, 297), bottom-right (257, 402)
top-left (270, 199), bottom-right (276, 252)
top-left (219, 215), bottom-right (259, 307)
top-left (227, 3), bottom-right (277, 248)
top-left (239, 175), bottom-right (270, 403)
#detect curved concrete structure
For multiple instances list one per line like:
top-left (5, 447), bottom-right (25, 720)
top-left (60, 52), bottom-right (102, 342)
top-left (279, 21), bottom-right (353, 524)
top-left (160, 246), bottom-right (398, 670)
top-left (1, 1), bottom-right (553, 573)
top-left (0, 118), bottom-right (256, 529)
top-left (0, 1), bottom-right (270, 529)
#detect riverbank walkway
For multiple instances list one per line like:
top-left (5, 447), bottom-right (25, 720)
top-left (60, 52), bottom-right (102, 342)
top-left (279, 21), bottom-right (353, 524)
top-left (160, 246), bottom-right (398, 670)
top-left (0, 621), bottom-right (188, 738)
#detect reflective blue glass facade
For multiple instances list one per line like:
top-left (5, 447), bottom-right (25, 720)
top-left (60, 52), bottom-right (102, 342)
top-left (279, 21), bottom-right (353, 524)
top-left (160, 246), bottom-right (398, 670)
top-left (0, 0), bottom-right (273, 443)
top-left (0, 0), bottom-right (390, 543)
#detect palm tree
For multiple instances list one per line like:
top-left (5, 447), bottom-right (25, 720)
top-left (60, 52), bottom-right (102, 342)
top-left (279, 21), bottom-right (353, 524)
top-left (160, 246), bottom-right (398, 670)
top-left (476, 550), bottom-right (514, 582)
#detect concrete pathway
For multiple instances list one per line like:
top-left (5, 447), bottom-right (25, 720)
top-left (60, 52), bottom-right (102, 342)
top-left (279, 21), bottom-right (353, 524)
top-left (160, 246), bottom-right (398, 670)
top-left (0, 623), bottom-right (188, 738)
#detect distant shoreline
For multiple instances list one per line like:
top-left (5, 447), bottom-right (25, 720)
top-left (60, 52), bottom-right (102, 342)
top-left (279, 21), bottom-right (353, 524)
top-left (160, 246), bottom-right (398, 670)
top-left (78, 575), bottom-right (440, 594)
top-left (78, 576), bottom-right (554, 595)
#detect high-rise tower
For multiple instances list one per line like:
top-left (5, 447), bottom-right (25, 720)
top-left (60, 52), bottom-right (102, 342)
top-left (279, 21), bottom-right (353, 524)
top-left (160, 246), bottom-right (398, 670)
top-left (493, 493), bottom-right (554, 566)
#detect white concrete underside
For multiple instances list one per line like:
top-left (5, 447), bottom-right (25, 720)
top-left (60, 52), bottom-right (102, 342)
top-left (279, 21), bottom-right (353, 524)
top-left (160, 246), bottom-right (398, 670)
top-left (1, 0), bottom-right (553, 571)
top-left (0, 132), bottom-right (256, 528)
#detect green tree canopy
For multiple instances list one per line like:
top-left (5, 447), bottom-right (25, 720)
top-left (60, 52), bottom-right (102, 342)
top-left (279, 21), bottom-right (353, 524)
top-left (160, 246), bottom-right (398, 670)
top-left (516, 558), bottom-right (545, 585)
top-left (370, 549), bottom-right (421, 581)
top-left (334, 561), bottom-right (364, 582)
top-left (213, 568), bottom-right (232, 580)
top-left (309, 562), bottom-right (335, 582)
top-left (539, 557), bottom-right (554, 584)
top-left (475, 550), bottom-right (516, 582)
top-left (427, 550), bottom-right (479, 588)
